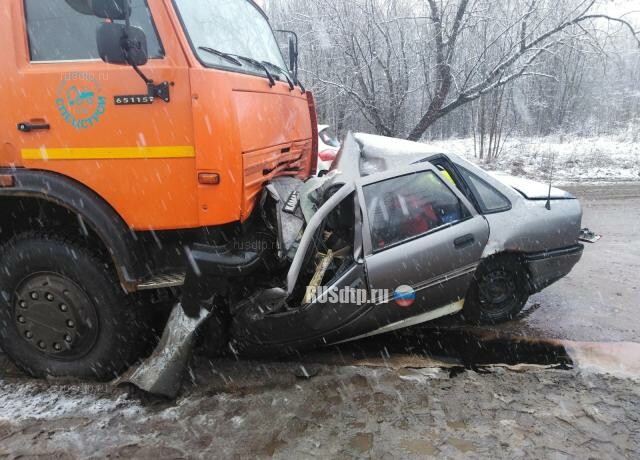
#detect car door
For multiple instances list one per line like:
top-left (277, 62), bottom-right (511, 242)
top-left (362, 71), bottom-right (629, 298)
top-left (357, 163), bottom-right (489, 325)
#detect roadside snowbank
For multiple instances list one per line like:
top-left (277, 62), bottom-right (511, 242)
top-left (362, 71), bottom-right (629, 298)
top-left (426, 134), bottom-right (640, 183)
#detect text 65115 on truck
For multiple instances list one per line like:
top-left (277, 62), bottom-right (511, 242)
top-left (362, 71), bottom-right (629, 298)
top-left (0, 0), bottom-right (317, 379)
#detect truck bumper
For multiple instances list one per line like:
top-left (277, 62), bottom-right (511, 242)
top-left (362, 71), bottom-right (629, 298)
top-left (525, 244), bottom-right (584, 293)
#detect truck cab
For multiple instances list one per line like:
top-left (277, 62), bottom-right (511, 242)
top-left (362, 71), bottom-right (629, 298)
top-left (0, 0), bottom-right (316, 379)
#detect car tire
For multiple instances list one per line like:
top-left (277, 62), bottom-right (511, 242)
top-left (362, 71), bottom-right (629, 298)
top-left (0, 233), bottom-right (148, 381)
top-left (463, 255), bottom-right (529, 325)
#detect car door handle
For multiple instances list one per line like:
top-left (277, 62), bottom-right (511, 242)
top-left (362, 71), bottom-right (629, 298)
top-left (454, 234), bottom-right (475, 249)
top-left (17, 121), bottom-right (50, 133)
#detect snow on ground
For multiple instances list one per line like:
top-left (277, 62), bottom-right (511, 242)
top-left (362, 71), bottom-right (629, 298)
top-left (426, 134), bottom-right (640, 184)
top-left (1, 362), bottom-right (639, 458)
top-left (0, 381), bottom-right (144, 422)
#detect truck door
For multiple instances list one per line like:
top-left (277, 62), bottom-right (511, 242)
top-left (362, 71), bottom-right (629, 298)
top-left (357, 164), bottom-right (490, 325)
top-left (8, 0), bottom-right (197, 230)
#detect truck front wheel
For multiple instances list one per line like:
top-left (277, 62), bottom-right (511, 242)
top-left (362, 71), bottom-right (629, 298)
top-left (0, 233), bottom-right (147, 380)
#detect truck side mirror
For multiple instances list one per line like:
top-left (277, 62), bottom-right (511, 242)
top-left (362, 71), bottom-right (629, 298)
top-left (288, 35), bottom-right (299, 83)
top-left (90, 0), bottom-right (131, 20)
top-left (274, 30), bottom-right (299, 83)
top-left (97, 22), bottom-right (148, 66)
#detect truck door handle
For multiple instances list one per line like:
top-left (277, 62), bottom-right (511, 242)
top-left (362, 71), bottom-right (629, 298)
top-left (454, 234), bottom-right (475, 249)
top-left (17, 121), bottom-right (50, 133)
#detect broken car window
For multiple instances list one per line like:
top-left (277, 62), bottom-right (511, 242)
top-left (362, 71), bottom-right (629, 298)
top-left (363, 171), bottom-right (469, 250)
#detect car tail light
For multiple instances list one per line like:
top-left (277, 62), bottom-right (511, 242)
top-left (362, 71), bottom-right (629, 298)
top-left (318, 149), bottom-right (337, 162)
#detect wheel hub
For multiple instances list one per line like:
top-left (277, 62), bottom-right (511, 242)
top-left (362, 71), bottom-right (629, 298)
top-left (14, 273), bottom-right (98, 360)
top-left (478, 270), bottom-right (516, 307)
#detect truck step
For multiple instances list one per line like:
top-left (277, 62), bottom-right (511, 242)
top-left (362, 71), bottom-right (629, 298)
top-left (137, 273), bottom-right (185, 290)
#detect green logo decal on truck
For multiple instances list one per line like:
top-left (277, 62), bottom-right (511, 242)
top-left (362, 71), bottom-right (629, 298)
top-left (56, 73), bottom-right (106, 129)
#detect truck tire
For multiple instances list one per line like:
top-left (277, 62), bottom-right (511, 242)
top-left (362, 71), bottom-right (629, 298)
top-left (0, 233), bottom-right (147, 381)
top-left (195, 306), bottom-right (229, 358)
top-left (463, 256), bottom-right (529, 325)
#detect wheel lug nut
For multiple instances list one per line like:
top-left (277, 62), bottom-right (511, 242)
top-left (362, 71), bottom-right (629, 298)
top-left (38, 341), bottom-right (46, 349)
top-left (64, 334), bottom-right (72, 343)
top-left (66, 320), bottom-right (75, 328)
top-left (19, 301), bottom-right (27, 309)
top-left (30, 292), bottom-right (39, 300)
top-left (53, 343), bottom-right (62, 351)
top-left (25, 331), bottom-right (33, 339)
top-left (60, 304), bottom-right (68, 312)
top-left (17, 316), bottom-right (25, 324)
top-left (45, 293), bottom-right (54, 301)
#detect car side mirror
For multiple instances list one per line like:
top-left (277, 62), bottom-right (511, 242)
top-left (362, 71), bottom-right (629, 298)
top-left (90, 0), bottom-right (131, 20)
top-left (97, 23), bottom-right (148, 66)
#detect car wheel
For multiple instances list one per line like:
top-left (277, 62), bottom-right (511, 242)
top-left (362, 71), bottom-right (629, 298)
top-left (0, 233), bottom-right (148, 381)
top-left (463, 256), bottom-right (529, 325)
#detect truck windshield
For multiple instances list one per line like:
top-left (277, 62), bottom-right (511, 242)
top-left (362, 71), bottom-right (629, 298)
top-left (174, 0), bottom-right (287, 74)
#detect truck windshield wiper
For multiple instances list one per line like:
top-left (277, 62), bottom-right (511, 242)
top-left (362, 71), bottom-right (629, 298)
top-left (229, 55), bottom-right (276, 88)
top-left (198, 46), bottom-right (243, 67)
top-left (197, 48), bottom-right (277, 89)
top-left (261, 61), bottom-right (295, 91)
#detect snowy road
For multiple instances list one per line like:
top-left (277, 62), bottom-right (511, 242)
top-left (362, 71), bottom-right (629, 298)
top-left (0, 183), bottom-right (639, 458)
top-left (0, 359), bottom-right (638, 458)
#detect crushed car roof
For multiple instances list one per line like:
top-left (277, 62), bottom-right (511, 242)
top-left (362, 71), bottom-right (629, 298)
top-left (332, 132), bottom-right (448, 179)
top-left (331, 132), bottom-right (573, 200)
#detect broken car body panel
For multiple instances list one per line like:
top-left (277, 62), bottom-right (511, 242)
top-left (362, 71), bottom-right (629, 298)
top-left (126, 132), bottom-right (586, 395)
top-left (191, 134), bottom-right (582, 354)
top-left (210, 133), bottom-right (582, 354)
top-left (229, 161), bottom-right (492, 354)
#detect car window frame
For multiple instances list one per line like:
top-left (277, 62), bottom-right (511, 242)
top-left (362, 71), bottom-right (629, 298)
top-left (455, 165), bottom-right (512, 214)
top-left (356, 163), bottom-right (478, 256)
top-left (422, 154), bottom-right (512, 215)
top-left (286, 182), bottom-right (357, 295)
top-left (23, 0), bottom-right (165, 64)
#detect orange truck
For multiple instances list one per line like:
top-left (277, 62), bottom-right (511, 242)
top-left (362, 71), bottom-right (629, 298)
top-left (0, 0), bottom-right (317, 379)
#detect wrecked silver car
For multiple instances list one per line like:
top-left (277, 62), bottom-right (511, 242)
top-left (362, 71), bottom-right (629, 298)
top-left (126, 132), bottom-right (585, 395)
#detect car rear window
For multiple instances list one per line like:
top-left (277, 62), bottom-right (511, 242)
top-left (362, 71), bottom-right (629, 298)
top-left (363, 171), bottom-right (471, 250)
top-left (25, 0), bottom-right (164, 62)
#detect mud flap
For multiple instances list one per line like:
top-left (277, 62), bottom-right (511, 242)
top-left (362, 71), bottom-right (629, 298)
top-left (114, 303), bottom-right (212, 398)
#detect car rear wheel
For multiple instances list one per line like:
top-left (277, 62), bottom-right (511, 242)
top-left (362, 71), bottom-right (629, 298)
top-left (463, 256), bottom-right (529, 325)
top-left (0, 233), bottom-right (148, 380)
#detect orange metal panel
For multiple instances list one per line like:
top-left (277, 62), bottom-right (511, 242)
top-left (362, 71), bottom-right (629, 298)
top-left (1, 0), bottom-right (315, 232)
top-left (3, 0), bottom-right (198, 230)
